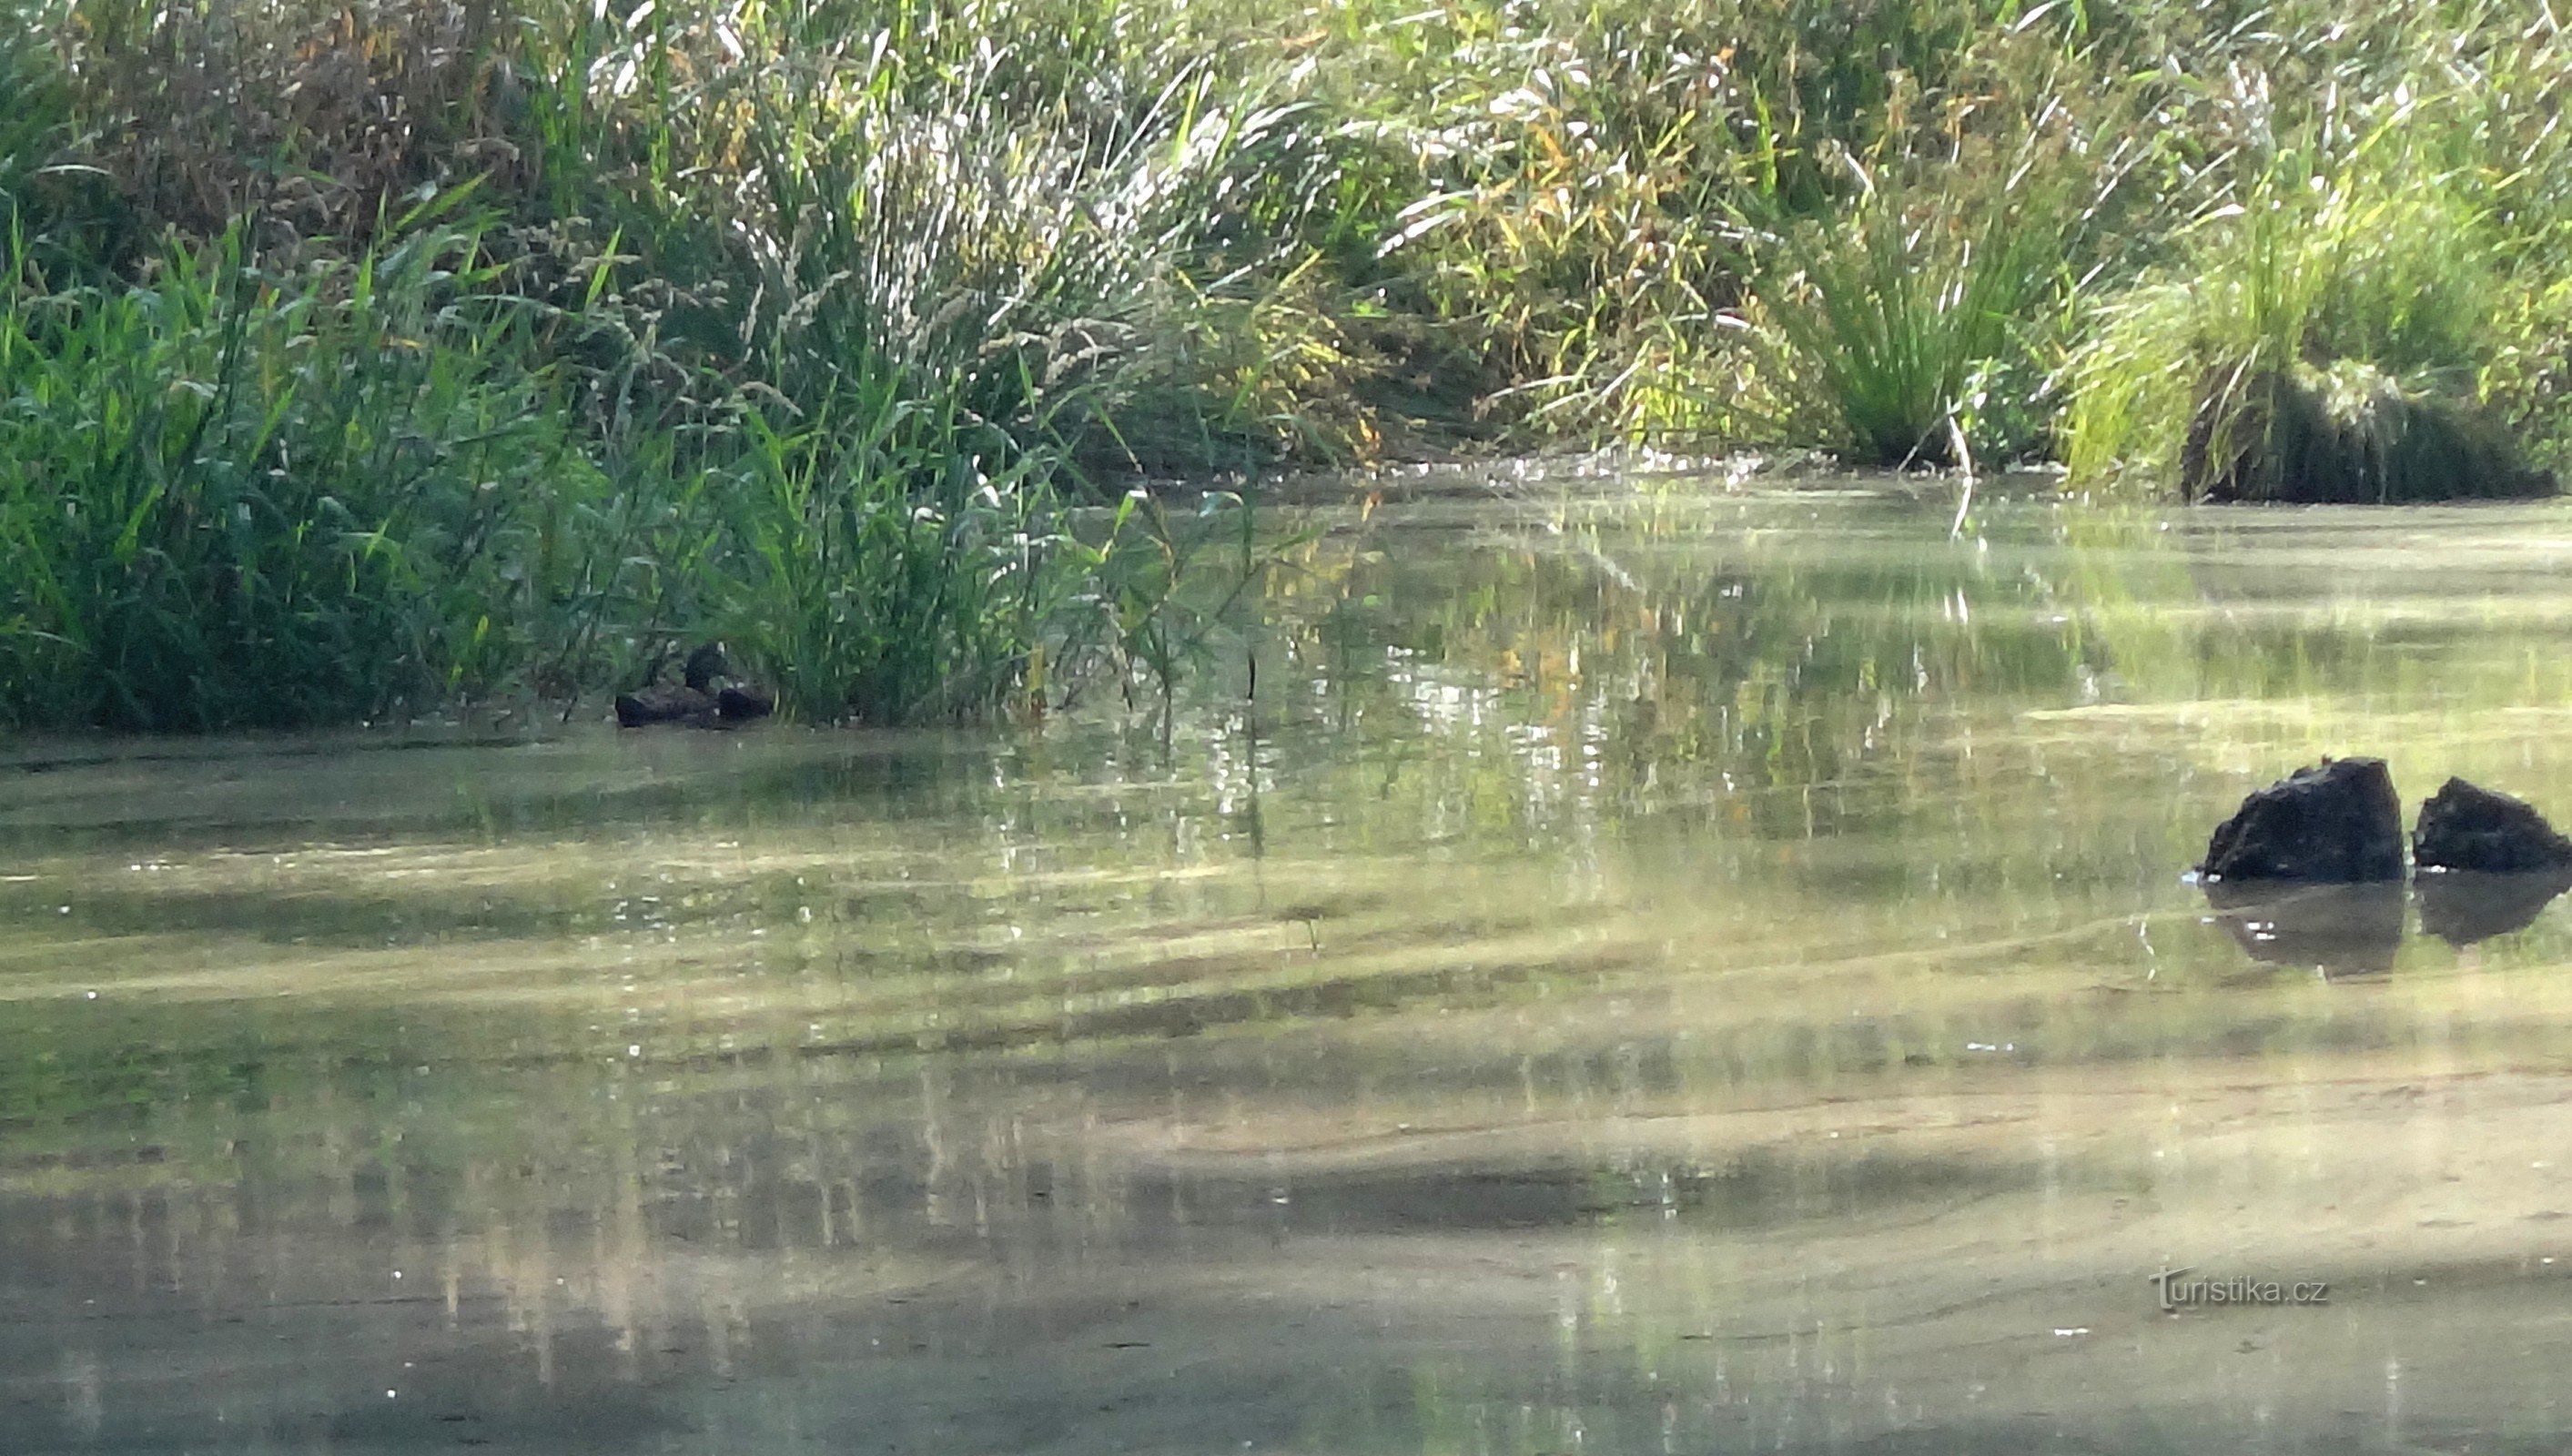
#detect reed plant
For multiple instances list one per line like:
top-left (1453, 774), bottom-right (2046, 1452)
top-left (540, 1), bottom-right (1302, 717)
top-left (1744, 163), bottom-right (2071, 467)
top-left (0, 9), bottom-right (63, 239)
top-left (0, 218), bottom-right (594, 730)
top-left (17, 0), bottom-right (2572, 731)
top-left (5, 0), bottom-right (1308, 728)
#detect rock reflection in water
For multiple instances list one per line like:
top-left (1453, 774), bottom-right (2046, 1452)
top-left (2201, 879), bottom-right (2407, 977)
top-left (2415, 865), bottom-right (2572, 945)
top-left (2199, 865), bottom-right (2572, 971)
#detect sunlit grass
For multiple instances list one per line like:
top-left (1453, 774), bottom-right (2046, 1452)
top-left (12, 0), bottom-right (2572, 730)
top-left (1745, 165), bottom-right (2071, 467)
top-left (0, 220), bottom-right (594, 730)
top-left (2062, 77), bottom-right (2560, 498)
top-left (2, 2), bottom-right (1283, 728)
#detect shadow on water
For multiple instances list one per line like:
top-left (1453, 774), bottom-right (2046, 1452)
top-left (1109, 1144), bottom-right (2040, 1237)
top-left (15, 478), bottom-right (2572, 1452)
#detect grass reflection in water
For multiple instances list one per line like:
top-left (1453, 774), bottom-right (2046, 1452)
top-left (7, 476), bottom-right (2572, 1453)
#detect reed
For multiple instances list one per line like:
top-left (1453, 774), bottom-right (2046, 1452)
top-left (0, 220), bottom-right (594, 730)
top-left (2064, 111), bottom-right (2525, 498)
top-left (1746, 164), bottom-right (2071, 467)
top-left (15, 0), bottom-right (2572, 730)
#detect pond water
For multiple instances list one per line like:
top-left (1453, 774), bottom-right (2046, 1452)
top-left (9, 471), bottom-right (2572, 1454)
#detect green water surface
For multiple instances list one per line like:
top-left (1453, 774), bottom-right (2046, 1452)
top-left (7, 471), bottom-right (2572, 1454)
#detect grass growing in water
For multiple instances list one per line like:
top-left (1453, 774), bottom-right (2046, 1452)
top-left (1, 1), bottom-right (1272, 730)
top-left (0, 221), bottom-right (596, 730)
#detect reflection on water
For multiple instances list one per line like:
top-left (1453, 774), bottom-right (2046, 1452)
top-left (2195, 853), bottom-right (2572, 978)
top-left (11, 474), bottom-right (2572, 1452)
top-left (2418, 867), bottom-right (2572, 946)
top-left (2202, 880), bottom-right (2407, 977)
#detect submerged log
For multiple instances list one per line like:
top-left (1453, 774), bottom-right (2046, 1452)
top-left (2199, 757), bottom-right (2405, 883)
top-left (2412, 776), bottom-right (2572, 874)
top-left (2182, 361), bottom-right (2555, 504)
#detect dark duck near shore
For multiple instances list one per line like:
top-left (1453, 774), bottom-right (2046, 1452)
top-left (615, 643), bottom-right (775, 728)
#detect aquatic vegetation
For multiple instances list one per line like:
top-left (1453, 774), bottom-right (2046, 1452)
top-left (2062, 62), bottom-right (2572, 498)
top-left (2180, 360), bottom-right (2554, 504)
top-left (2066, 143), bottom-right (2484, 491)
top-left (16, 0), bottom-right (2572, 728)
top-left (0, 0), bottom-right (1286, 729)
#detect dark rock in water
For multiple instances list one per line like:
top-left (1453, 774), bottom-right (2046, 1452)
top-left (2199, 758), bottom-right (2405, 883)
top-left (614, 682), bottom-right (715, 728)
top-left (2416, 868), bottom-right (2572, 947)
top-left (2182, 361), bottom-right (2555, 504)
top-left (716, 684), bottom-right (774, 723)
top-left (2202, 880), bottom-right (2405, 977)
top-left (2411, 776), bottom-right (2572, 873)
top-left (616, 642), bottom-right (772, 729)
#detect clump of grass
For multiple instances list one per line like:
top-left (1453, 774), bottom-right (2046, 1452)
top-left (734, 38), bottom-right (1307, 465)
top-left (2065, 110), bottom-right (2537, 499)
top-left (1344, 0), bottom-right (2102, 447)
top-left (706, 386), bottom-right (1063, 725)
top-left (1743, 160), bottom-right (2071, 467)
top-left (4, 0), bottom-right (1301, 730)
top-left (2179, 359), bottom-right (2553, 504)
top-left (1359, 11), bottom-right (1749, 440)
top-left (553, 5), bottom-right (1299, 717)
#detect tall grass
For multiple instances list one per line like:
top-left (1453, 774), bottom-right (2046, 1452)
top-left (0, 220), bottom-right (595, 730)
top-left (13, 0), bottom-right (2572, 731)
top-left (578, 3), bottom-right (1300, 716)
top-left (4, 0), bottom-right (1292, 730)
top-left (0, 8), bottom-right (64, 238)
top-left (1746, 164), bottom-right (2071, 466)
top-left (2065, 114), bottom-right (2509, 495)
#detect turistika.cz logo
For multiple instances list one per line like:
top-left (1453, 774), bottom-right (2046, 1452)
top-left (2150, 1267), bottom-right (2330, 1312)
